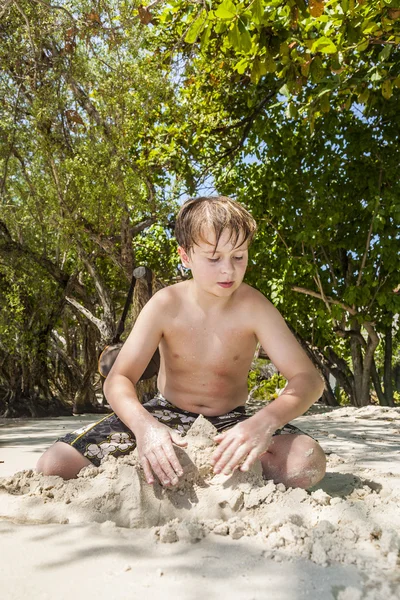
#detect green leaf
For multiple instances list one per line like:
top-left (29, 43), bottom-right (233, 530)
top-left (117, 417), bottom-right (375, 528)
top-left (379, 45), bottom-right (392, 61)
top-left (228, 21), bottom-right (240, 48)
top-left (320, 93), bottom-right (330, 112)
top-left (200, 24), bottom-right (212, 48)
top-left (311, 37), bottom-right (338, 54)
top-left (185, 10), bottom-right (206, 43)
top-left (382, 79), bottom-right (392, 99)
top-left (371, 69), bottom-right (382, 82)
top-left (234, 57), bottom-right (249, 74)
top-left (358, 88), bottom-right (370, 104)
top-left (357, 39), bottom-right (369, 52)
top-left (310, 56), bottom-right (325, 83)
top-left (264, 51), bottom-right (276, 73)
top-left (286, 103), bottom-right (298, 118)
top-left (279, 83), bottom-right (291, 98)
top-left (251, 0), bottom-right (264, 23)
top-left (362, 21), bottom-right (380, 36)
top-left (238, 19), bottom-right (252, 52)
top-left (215, 0), bottom-right (236, 20)
top-left (251, 58), bottom-right (266, 84)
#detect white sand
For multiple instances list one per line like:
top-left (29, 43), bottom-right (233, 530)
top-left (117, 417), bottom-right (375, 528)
top-left (1, 406), bottom-right (400, 599)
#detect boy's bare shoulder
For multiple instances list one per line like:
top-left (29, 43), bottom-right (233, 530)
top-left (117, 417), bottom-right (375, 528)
top-left (150, 282), bottom-right (185, 311)
top-left (239, 283), bottom-right (274, 311)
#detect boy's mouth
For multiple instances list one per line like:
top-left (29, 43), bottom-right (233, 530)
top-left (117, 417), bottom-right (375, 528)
top-left (217, 281), bottom-right (234, 288)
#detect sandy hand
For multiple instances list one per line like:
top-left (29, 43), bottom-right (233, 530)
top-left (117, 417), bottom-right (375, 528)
top-left (211, 415), bottom-right (275, 475)
top-left (134, 419), bottom-right (187, 486)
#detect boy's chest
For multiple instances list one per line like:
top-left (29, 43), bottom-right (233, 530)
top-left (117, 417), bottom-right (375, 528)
top-left (162, 313), bottom-right (258, 370)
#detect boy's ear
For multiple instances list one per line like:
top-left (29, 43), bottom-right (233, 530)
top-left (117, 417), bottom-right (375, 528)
top-left (178, 246), bottom-right (191, 268)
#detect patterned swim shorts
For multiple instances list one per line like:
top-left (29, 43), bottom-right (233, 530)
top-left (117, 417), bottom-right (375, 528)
top-left (57, 392), bottom-right (307, 467)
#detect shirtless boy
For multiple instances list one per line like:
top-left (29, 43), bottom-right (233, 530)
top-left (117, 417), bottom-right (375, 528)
top-left (37, 196), bottom-right (326, 489)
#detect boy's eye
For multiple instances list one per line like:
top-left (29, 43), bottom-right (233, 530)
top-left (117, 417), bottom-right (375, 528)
top-left (207, 256), bottom-right (244, 263)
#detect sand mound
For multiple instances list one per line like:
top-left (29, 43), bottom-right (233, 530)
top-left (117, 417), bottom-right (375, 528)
top-left (1, 414), bottom-right (399, 593)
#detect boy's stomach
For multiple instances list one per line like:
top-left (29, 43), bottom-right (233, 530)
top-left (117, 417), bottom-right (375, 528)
top-left (157, 370), bottom-right (249, 416)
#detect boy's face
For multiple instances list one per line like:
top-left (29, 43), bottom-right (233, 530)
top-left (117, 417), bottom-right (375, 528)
top-left (178, 227), bottom-right (249, 297)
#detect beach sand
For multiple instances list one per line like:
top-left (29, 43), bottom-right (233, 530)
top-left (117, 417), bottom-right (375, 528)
top-left (1, 405), bottom-right (399, 600)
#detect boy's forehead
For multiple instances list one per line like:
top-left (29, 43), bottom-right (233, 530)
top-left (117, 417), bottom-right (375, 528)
top-left (195, 227), bottom-right (248, 252)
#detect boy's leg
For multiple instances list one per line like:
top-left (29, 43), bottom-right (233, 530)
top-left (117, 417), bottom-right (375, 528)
top-left (36, 442), bottom-right (91, 479)
top-left (36, 412), bottom-right (137, 479)
top-left (35, 393), bottom-right (195, 480)
top-left (259, 433), bottom-right (326, 489)
top-left (209, 409), bottom-right (326, 489)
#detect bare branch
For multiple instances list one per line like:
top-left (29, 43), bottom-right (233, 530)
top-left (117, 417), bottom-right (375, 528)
top-left (321, 245), bottom-right (338, 288)
top-left (291, 285), bottom-right (357, 316)
top-left (14, 1), bottom-right (38, 86)
top-left (31, 0), bottom-right (76, 23)
top-left (0, 0), bottom-right (14, 20)
top-left (356, 183), bottom-right (381, 287)
top-left (311, 245), bottom-right (331, 314)
top-left (66, 297), bottom-right (110, 340)
top-left (79, 254), bottom-right (115, 327)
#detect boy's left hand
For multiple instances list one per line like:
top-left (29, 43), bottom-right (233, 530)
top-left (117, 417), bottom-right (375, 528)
top-left (211, 415), bottom-right (275, 475)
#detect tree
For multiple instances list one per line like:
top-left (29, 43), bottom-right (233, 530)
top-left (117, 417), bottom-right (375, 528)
top-left (145, 0), bottom-right (400, 405)
top-left (0, 0), bottom-right (181, 415)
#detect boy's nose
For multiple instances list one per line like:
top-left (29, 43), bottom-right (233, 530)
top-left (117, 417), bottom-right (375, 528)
top-left (220, 262), bottom-right (234, 275)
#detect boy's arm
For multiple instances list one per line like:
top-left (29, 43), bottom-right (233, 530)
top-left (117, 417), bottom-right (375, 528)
top-left (251, 293), bottom-right (324, 428)
top-left (103, 290), bottom-right (187, 486)
top-left (212, 292), bottom-right (324, 474)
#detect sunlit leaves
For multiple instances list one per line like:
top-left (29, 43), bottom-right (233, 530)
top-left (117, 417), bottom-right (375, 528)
top-left (155, 0), bottom-right (400, 118)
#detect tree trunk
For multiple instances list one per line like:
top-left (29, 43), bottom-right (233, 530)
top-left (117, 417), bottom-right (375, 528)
top-left (350, 334), bottom-right (366, 407)
top-left (288, 328), bottom-right (338, 406)
top-left (321, 385), bottom-right (339, 407)
top-left (371, 359), bottom-right (389, 406)
top-left (72, 322), bottom-right (100, 414)
top-left (383, 323), bottom-right (394, 407)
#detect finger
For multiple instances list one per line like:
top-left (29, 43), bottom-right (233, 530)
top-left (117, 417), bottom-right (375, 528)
top-left (214, 431), bottom-right (226, 442)
top-left (153, 447), bottom-right (180, 485)
top-left (240, 448), bottom-right (260, 472)
top-left (162, 442), bottom-right (184, 479)
top-left (220, 444), bottom-right (250, 475)
top-left (140, 456), bottom-right (154, 485)
top-left (211, 435), bottom-right (234, 466)
top-left (147, 452), bottom-right (173, 487)
top-left (213, 439), bottom-right (242, 473)
top-left (170, 431), bottom-right (188, 447)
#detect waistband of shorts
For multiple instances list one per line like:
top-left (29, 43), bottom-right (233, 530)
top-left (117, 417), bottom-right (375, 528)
top-left (153, 391), bottom-right (247, 417)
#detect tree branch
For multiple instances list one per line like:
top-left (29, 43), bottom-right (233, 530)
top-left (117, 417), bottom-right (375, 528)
top-left (65, 297), bottom-right (110, 340)
top-left (291, 285), bottom-right (357, 315)
top-left (356, 180), bottom-right (381, 287)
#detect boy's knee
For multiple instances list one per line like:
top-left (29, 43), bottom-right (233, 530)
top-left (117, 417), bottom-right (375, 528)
top-left (262, 435), bottom-right (326, 489)
top-left (36, 442), bottom-right (91, 480)
top-left (288, 437), bottom-right (326, 487)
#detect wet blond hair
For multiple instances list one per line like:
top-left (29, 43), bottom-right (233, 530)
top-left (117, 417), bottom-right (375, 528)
top-left (175, 196), bottom-right (257, 255)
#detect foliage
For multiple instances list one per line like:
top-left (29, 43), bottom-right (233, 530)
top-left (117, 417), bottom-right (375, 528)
top-left (145, 0), bottom-right (400, 405)
top-left (0, 0), bottom-right (182, 413)
top-left (248, 367), bottom-right (288, 400)
top-left (156, 0), bottom-right (400, 119)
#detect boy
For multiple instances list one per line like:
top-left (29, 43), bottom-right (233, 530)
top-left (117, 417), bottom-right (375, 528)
top-left (37, 196), bottom-right (326, 489)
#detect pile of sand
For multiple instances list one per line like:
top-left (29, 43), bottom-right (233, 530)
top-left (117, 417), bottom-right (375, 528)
top-left (1, 414), bottom-right (399, 598)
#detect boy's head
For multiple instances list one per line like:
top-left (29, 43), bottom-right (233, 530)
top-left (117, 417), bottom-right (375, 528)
top-left (174, 196), bottom-right (257, 256)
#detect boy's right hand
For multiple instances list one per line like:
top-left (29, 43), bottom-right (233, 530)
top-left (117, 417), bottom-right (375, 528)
top-left (134, 419), bottom-right (187, 487)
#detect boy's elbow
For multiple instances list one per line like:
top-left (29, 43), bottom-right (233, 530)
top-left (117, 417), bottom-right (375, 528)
top-left (312, 372), bottom-right (325, 400)
top-left (103, 371), bottom-right (119, 399)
